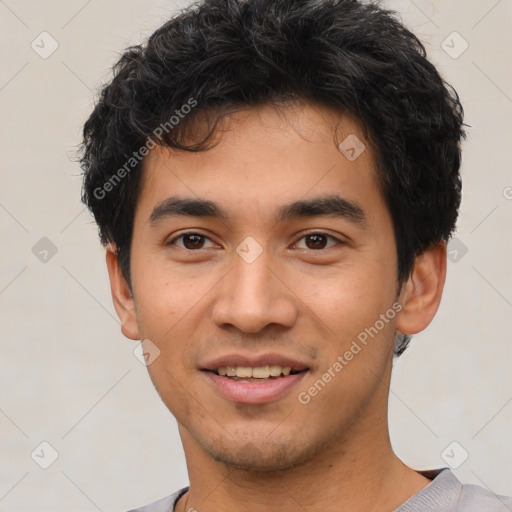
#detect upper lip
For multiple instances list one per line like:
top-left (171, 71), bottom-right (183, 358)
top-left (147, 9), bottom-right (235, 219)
top-left (200, 353), bottom-right (310, 372)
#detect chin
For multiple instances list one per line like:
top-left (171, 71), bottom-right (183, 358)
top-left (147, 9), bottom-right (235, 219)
top-left (202, 433), bottom-right (323, 472)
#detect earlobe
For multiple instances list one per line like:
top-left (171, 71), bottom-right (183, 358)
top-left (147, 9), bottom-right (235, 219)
top-left (395, 242), bottom-right (447, 336)
top-left (105, 245), bottom-right (140, 340)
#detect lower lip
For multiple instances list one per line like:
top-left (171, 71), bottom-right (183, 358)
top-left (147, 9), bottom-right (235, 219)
top-left (202, 371), bottom-right (308, 404)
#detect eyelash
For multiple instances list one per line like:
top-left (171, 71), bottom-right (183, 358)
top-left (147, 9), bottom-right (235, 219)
top-left (167, 231), bottom-right (343, 251)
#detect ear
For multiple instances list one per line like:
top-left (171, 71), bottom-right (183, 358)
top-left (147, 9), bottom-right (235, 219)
top-left (395, 242), bottom-right (447, 335)
top-left (105, 245), bottom-right (140, 340)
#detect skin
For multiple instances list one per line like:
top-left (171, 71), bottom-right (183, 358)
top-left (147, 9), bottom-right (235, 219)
top-left (107, 101), bottom-right (447, 512)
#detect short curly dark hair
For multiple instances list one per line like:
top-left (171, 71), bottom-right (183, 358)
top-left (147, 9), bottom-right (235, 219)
top-left (81, 0), bottom-right (464, 354)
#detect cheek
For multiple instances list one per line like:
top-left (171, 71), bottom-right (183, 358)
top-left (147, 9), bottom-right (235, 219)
top-left (132, 253), bottom-right (211, 331)
top-left (130, 255), bottom-right (224, 383)
top-left (131, 273), bottom-right (188, 373)
top-left (296, 261), bottom-right (397, 345)
top-left (301, 274), bottom-right (397, 414)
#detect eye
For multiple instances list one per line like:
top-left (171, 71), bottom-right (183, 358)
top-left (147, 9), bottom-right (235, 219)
top-left (293, 232), bottom-right (341, 250)
top-left (168, 232), bottom-right (217, 250)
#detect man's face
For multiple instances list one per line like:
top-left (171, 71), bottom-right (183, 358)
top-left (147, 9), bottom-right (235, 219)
top-left (127, 103), bottom-right (400, 470)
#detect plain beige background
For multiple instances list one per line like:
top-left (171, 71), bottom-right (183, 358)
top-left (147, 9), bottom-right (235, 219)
top-left (1, 1), bottom-right (511, 511)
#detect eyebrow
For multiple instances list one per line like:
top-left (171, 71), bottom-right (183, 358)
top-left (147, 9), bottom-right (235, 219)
top-left (149, 194), bottom-right (367, 227)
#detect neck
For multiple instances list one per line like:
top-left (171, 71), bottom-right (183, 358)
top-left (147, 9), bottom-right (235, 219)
top-left (175, 395), bottom-right (430, 512)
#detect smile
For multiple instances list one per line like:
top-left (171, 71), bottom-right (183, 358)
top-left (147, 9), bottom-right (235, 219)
top-left (213, 365), bottom-right (298, 379)
top-left (202, 367), bottom-right (309, 404)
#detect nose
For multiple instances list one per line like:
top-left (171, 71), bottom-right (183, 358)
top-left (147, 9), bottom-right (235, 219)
top-left (210, 248), bottom-right (298, 334)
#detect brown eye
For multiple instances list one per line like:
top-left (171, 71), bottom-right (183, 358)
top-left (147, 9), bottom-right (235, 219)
top-left (170, 233), bottom-right (216, 250)
top-left (305, 234), bottom-right (328, 249)
top-left (294, 233), bottom-right (340, 251)
top-left (182, 234), bottom-right (205, 249)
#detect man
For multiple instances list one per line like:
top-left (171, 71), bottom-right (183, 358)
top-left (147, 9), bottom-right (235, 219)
top-left (81, 0), bottom-right (511, 510)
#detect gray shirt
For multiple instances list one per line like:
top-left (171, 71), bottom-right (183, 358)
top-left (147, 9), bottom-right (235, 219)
top-left (127, 468), bottom-right (512, 511)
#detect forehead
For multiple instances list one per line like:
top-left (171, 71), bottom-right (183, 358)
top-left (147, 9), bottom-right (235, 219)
top-left (136, 102), bottom-right (384, 224)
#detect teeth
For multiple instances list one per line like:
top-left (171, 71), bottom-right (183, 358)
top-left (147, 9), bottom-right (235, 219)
top-left (269, 365), bottom-right (282, 377)
top-left (252, 366), bottom-right (270, 378)
top-left (216, 365), bottom-right (293, 378)
top-left (236, 366), bottom-right (253, 378)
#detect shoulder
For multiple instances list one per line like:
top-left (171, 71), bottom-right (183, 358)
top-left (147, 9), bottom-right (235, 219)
top-left (126, 487), bottom-right (188, 512)
top-left (458, 480), bottom-right (512, 511)
top-left (397, 468), bottom-right (512, 511)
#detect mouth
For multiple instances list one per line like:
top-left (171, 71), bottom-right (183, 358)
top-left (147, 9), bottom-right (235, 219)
top-left (204, 365), bottom-right (306, 381)
top-left (201, 364), bottom-right (309, 404)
